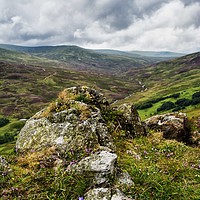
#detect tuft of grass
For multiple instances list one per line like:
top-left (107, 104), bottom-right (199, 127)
top-left (0, 145), bottom-right (91, 200)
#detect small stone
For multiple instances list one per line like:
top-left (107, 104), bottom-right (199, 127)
top-left (111, 189), bottom-right (134, 200)
top-left (84, 188), bottom-right (111, 200)
top-left (68, 150), bottom-right (117, 185)
top-left (117, 172), bottom-right (134, 187)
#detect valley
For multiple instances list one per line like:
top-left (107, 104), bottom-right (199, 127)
top-left (0, 45), bottom-right (200, 199)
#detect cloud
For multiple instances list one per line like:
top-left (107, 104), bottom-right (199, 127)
top-left (0, 0), bottom-right (199, 52)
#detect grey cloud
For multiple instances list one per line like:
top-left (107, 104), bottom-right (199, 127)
top-left (0, 0), bottom-right (199, 52)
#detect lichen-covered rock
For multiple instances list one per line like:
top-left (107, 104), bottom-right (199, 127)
top-left (84, 188), bottom-right (133, 200)
top-left (68, 150), bottom-right (117, 185)
top-left (0, 156), bottom-right (12, 174)
top-left (116, 104), bottom-right (146, 137)
top-left (16, 100), bottom-right (114, 154)
top-left (145, 113), bottom-right (190, 142)
top-left (111, 189), bottom-right (133, 200)
top-left (116, 171), bottom-right (134, 187)
top-left (84, 188), bottom-right (111, 200)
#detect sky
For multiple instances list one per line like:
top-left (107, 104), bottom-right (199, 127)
top-left (0, 0), bottom-right (199, 53)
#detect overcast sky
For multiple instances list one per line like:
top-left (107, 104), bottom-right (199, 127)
top-left (0, 0), bottom-right (199, 53)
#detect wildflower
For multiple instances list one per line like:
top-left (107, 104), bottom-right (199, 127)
top-left (166, 152), bottom-right (173, 157)
top-left (143, 150), bottom-right (148, 155)
top-left (134, 154), bottom-right (141, 160)
top-left (70, 161), bottom-right (76, 165)
top-left (78, 197), bottom-right (84, 200)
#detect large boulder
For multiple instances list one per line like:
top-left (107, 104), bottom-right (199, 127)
top-left (16, 86), bottom-right (114, 154)
top-left (145, 113), bottom-right (190, 142)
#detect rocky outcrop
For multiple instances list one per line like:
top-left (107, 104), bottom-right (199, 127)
top-left (116, 104), bottom-right (146, 137)
top-left (16, 86), bottom-right (145, 154)
top-left (145, 113), bottom-right (190, 143)
top-left (16, 86), bottom-right (146, 199)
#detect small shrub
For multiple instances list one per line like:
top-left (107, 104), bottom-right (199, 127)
top-left (157, 101), bottom-right (175, 112)
top-left (137, 103), bottom-right (153, 110)
top-left (0, 118), bottom-right (9, 127)
top-left (191, 97), bottom-right (200, 105)
top-left (172, 106), bottom-right (185, 112)
top-left (175, 98), bottom-right (192, 107)
top-left (74, 94), bottom-right (91, 104)
top-left (192, 91), bottom-right (200, 99)
top-left (0, 133), bottom-right (15, 144)
top-left (168, 93), bottom-right (180, 99)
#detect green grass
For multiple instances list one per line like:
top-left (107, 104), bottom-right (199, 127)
top-left (1, 131), bottom-right (199, 199)
top-left (0, 141), bottom-right (16, 155)
top-left (0, 119), bottom-right (25, 152)
top-left (115, 132), bottom-right (200, 200)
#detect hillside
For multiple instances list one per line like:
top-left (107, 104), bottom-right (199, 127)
top-left (0, 60), bottom-right (143, 118)
top-left (0, 44), bottom-right (169, 75)
top-left (117, 52), bottom-right (200, 119)
top-left (0, 86), bottom-right (199, 199)
top-left (0, 46), bottom-right (199, 119)
top-left (130, 50), bottom-right (185, 58)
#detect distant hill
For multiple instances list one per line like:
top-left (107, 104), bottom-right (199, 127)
top-left (0, 44), bottom-right (175, 75)
top-left (130, 50), bottom-right (185, 58)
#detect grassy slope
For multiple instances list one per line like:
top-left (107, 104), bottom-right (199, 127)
top-left (0, 61), bottom-right (142, 118)
top-left (117, 52), bottom-right (200, 119)
top-left (0, 48), bottom-right (200, 198)
top-left (0, 124), bottom-right (199, 199)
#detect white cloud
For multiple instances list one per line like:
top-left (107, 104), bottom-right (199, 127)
top-left (0, 0), bottom-right (199, 53)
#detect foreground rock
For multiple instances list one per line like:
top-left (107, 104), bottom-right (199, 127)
top-left (16, 86), bottom-right (146, 199)
top-left (116, 104), bottom-right (146, 137)
top-left (145, 113), bottom-right (190, 143)
top-left (16, 86), bottom-right (114, 154)
top-left (68, 150), bottom-right (117, 185)
top-left (84, 188), bottom-right (133, 200)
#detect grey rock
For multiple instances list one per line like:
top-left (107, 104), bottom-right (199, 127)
top-left (16, 100), bottom-right (114, 153)
top-left (84, 188), bottom-right (111, 200)
top-left (111, 189), bottom-right (134, 200)
top-left (68, 150), bottom-right (117, 185)
top-left (145, 113), bottom-right (190, 142)
top-left (117, 172), bottom-right (134, 187)
top-left (116, 104), bottom-right (146, 137)
top-left (84, 188), bottom-right (134, 200)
